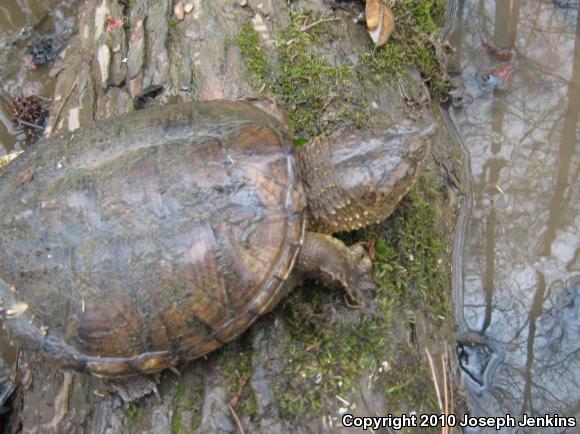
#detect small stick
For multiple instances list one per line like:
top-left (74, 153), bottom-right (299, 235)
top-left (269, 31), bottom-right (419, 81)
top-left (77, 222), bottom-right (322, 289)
top-left (300, 17), bottom-right (341, 32)
top-left (425, 347), bottom-right (443, 414)
top-left (49, 80), bottom-right (77, 137)
top-left (13, 347), bottom-right (21, 384)
top-left (16, 119), bottom-right (45, 130)
top-left (447, 343), bottom-right (454, 434)
top-left (335, 394), bottom-right (351, 407)
top-left (228, 402), bottom-right (246, 434)
top-left (343, 294), bottom-right (363, 309)
top-left (442, 353), bottom-right (449, 434)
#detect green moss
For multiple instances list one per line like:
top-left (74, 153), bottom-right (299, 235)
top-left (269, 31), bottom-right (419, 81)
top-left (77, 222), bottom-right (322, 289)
top-left (232, 12), bottom-right (365, 139)
top-left (275, 303), bottom-right (391, 418)
top-left (273, 12), bottom-right (353, 137)
top-left (275, 170), bottom-right (453, 419)
top-left (232, 23), bottom-right (270, 89)
top-left (171, 410), bottom-right (182, 433)
top-left (232, 3), bottom-right (448, 136)
top-left (126, 402), bottom-right (139, 420)
top-left (175, 380), bottom-right (186, 400)
top-left (219, 337), bottom-right (258, 420)
top-left (364, 0), bottom-right (450, 99)
top-left (167, 370), bottom-right (205, 433)
top-left (187, 374), bottom-right (205, 430)
top-left (167, 17), bottom-right (183, 45)
top-left (171, 382), bottom-right (185, 434)
top-left (168, 18), bottom-right (179, 30)
top-left (372, 173), bottom-right (450, 324)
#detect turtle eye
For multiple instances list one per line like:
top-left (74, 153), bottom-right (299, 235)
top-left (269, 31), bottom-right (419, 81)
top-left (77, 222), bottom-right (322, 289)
top-left (416, 147), bottom-right (426, 159)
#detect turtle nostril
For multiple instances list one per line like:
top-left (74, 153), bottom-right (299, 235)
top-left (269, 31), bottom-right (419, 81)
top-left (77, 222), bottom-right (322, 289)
top-left (365, 191), bottom-right (377, 205)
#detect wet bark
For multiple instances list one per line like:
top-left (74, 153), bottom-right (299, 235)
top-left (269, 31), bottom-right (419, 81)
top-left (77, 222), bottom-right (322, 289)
top-left (5, 1), bottom-right (458, 433)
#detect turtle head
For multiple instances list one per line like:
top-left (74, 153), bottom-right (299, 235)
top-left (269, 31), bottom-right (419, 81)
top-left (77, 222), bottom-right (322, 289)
top-left (348, 122), bottom-right (437, 210)
top-left (300, 122), bottom-right (437, 233)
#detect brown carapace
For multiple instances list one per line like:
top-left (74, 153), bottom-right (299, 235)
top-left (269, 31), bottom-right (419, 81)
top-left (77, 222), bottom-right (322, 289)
top-left (0, 100), bottom-right (435, 379)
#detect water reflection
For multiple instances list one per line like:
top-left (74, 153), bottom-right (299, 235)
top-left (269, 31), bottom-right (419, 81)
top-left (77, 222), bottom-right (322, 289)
top-left (0, 0), bottom-right (77, 395)
top-left (0, 0), bottom-right (77, 152)
top-left (448, 0), bottom-right (580, 432)
top-left (447, 0), bottom-right (580, 429)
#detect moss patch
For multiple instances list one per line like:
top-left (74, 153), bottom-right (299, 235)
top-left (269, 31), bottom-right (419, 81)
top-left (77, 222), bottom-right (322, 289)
top-left (188, 375), bottom-right (205, 431)
top-left (219, 336), bottom-right (258, 421)
top-left (273, 12), bottom-right (355, 137)
top-left (232, 23), bottom-right (270, 90)
top-left (364, 0), bottom-right (450, 99)
top-left (274, 169), bottom-right (453, 420)
top-left (167, 17), bottom-right (183, 44)
top-left (168, 368), bottom-right (205, 433)
top-left (370, 173), bottom-right (450, 325)
top-left (232, 2), bottom-right (449, 138)
top-left (171, 382), bottom-right (185, 434)
top-left (233, 11), bottom-right (368, 139)
top-left (126, 402), bottom-right (139, 420)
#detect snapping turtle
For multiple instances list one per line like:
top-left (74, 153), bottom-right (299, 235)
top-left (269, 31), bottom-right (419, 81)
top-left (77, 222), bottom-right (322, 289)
top-left (0, 100), bottom-right (435, 379)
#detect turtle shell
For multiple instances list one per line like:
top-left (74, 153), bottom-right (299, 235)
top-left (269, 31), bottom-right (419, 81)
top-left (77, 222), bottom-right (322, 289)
top-left (0, 101), bottom-right (306, 377)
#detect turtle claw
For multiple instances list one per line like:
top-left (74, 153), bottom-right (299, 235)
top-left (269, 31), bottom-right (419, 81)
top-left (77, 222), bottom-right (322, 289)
top-left (344, 242), bottom-right (377, 306)
top-left (102, 374), bottom-right (160, 403)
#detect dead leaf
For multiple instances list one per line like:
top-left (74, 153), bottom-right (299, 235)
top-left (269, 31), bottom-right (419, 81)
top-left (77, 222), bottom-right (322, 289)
top-left (106, 16), bottom-right (124, 33)
top-left (481, 41), bottom-right (517, 62)
top-left (5, 303), bottom-right (29, 318)
top-left (0, 151), bottom-right (23, 172)
top-left (94, 389), bottom-right (107, 398)
top-left (18, 168), bottom-right (34, 185)
top-left (366, 0), bottom-right (395, 47)
top-left (365, 239), bottom-right (376, 260)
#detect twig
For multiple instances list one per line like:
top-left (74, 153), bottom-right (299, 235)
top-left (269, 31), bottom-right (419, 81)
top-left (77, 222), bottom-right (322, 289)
top-left (13, 347), bottom-right (21, 384)
top-left (425, 347), bottom-right (443, 414)
top-left (343, 294), bottom-right (364, 309)
top-left (16, 119), bottom-right (45, 130)
top-left (49, 80), bottom-right (77, 137)
top-left (446, 343), bottom-right (454, 434)
top-left (34, 95), bottom-right (53, 102)
top-left (228, 402), bottom-right (246, 434)
top-left (442, 353), bottom-right (449, 434)
top-left (229, 374), bottom-right (250, 407)
top-left (335, 394), bottom-right (351, 407)
top-left (300, 17), bottom-right (341, 32)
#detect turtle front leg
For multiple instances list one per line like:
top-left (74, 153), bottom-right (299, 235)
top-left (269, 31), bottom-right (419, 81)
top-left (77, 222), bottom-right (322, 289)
top-left (296, 232), bottom-right (377, 303)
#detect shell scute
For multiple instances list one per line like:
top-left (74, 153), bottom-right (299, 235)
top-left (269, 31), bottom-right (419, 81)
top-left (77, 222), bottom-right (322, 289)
top-left (0, 101), bottom-right (306, 376)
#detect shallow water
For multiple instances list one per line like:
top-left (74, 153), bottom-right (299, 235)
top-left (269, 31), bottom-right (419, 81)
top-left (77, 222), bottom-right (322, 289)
top-left (0, 0), bottom-right (77, 152)
top-left (445, 0), bottom-right (579, 430)
top-left (0, 0), bottom-right (77, 379)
